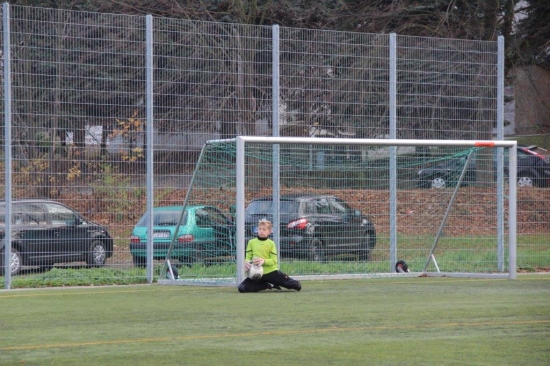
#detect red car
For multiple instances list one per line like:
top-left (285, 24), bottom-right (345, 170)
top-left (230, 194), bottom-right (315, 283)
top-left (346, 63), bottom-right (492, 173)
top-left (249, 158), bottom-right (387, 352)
top-left (518, 145), bottom-right (549, 162)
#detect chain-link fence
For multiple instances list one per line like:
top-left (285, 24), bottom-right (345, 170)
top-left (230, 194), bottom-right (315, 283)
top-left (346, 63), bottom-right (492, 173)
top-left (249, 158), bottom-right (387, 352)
top-left (1, 4), bottom-right (548, 289)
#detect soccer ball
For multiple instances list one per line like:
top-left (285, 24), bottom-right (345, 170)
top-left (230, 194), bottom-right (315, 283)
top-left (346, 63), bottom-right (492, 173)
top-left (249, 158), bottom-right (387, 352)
top-left (395, 260), bottom-right (410, 273)
top-left (165, 265), bottom-right (180, 280)
top-left (247, 263), bottom-right (264, 280)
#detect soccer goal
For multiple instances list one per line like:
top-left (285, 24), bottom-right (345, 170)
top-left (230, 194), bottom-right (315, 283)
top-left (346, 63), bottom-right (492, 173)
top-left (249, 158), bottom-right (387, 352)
top-left (158, 136), bottom-right (517, 287)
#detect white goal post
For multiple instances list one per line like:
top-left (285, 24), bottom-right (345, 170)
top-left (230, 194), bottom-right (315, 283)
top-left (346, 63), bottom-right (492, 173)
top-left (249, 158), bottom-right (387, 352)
top-left (234, 136), bottom-right (518, 284)
top-left (158, 136), bottom-right (518, 287)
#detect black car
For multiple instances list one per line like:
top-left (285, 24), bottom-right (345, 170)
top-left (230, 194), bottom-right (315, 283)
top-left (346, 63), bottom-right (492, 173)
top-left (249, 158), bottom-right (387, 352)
top-left (417, 146), bottom-right (550, 189)
top-left (417, 155), bottom-right (477, 189)
top-left (244, 194), bottom-right (376, 261)
top-left (0, 200), bottom-right (114, 276)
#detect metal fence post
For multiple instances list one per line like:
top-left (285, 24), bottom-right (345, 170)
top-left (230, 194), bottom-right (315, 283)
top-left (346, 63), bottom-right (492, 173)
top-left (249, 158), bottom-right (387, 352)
top-left (389, 33), bottom-right (397, 272)
top-left (3, 2), bottom-right (12, 289)
top-left (272, 24), bottom-right (281, 256)
top-left (145, 14), bottom-right (154, 283)
top-left (496, 35), bottom-right (505, 272)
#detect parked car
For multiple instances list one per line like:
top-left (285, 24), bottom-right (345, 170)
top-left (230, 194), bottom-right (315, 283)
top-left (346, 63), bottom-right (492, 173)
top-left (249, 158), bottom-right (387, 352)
top-left (514, 145), bottom-right (549, 162)
top-left (244, 194), bottom-right (376, 261)
top-left (417, 155), bottom-right (477, 189)
top-left (129, 205), bottom-right (235, 267)
top-left (0, 199), bottom-right (113, 276)
top-left (417, 146), bottom-right (550, 188)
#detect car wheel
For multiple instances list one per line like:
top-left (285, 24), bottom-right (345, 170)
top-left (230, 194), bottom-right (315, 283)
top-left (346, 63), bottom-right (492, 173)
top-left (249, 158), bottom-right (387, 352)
top-left (307, 238), bottom-right (324, 262)
top-left (431, 177), bottom-right (446, 189)
top-left (132, 255), bottom-right (146, 267)
top-left (517, 175), bottom-right (534, 188)
top-left (87, 240), bottom-right (107, 267)
top-left (359, 229), bottom-right (376, 261)
top-left (0, 248), bottom-right (23, 276)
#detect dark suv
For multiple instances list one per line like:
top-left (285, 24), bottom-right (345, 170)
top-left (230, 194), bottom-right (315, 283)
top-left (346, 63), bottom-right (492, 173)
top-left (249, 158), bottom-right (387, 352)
top-left (0, 200), bottom-right (113, 276)
top-left (244, 194), bottom-right (376, 261)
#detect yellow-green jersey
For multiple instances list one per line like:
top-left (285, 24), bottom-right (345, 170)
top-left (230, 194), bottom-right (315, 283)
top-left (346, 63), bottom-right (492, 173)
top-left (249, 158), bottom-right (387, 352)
top-left (245, 237), bottom-right (278, 275)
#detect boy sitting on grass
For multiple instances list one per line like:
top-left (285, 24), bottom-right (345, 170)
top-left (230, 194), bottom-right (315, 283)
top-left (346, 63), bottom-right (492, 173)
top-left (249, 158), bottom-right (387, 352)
top-left (238, 219), bottom-right (302, 293)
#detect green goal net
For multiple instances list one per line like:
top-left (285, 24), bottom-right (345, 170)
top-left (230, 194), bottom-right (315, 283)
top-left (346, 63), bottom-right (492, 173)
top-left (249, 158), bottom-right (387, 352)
top-left (158, 137), bottom-right (517, 287)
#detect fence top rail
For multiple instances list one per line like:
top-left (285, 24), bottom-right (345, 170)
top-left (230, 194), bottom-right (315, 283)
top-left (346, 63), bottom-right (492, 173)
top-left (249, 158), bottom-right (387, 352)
top-left (234, 136), bottom-right (517, 148)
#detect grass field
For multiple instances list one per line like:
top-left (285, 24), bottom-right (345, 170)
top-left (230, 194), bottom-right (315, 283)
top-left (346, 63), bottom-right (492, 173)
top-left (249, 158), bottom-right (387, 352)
top-left (1, 275), bottom-right (549, 366)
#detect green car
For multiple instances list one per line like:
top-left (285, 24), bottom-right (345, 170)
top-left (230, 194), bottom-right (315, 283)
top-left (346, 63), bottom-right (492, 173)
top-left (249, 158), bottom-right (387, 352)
top-left (129, 205), bottom-right (235, 267)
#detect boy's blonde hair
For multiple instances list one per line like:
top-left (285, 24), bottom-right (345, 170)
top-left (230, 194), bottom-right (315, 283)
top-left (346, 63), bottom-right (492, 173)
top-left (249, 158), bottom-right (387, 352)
top-left (258, 218), bottom-right (273, 230)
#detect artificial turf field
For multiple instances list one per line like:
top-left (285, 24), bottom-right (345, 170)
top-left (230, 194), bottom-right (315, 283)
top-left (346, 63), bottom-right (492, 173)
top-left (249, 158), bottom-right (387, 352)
top-left (1, 275), bottom-right (549, 365)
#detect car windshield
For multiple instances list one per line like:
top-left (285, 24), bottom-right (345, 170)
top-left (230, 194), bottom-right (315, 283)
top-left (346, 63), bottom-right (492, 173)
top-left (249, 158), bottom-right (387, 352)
top-left (136, 210), bottom-right (187, 226)
top-left (246, 200), bottom-right (299, 215)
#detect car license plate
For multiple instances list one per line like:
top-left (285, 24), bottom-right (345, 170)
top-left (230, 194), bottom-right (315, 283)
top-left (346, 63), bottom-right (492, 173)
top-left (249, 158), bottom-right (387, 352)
top-left (153, 231), bottom-right (170, 239)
